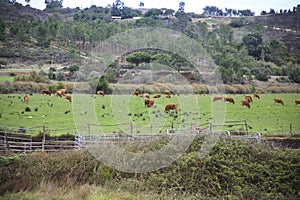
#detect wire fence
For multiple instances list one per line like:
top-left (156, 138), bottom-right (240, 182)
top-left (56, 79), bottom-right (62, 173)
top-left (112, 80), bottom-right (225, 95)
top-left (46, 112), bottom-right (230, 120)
top-left (0, 120), bottom-right (264, 154)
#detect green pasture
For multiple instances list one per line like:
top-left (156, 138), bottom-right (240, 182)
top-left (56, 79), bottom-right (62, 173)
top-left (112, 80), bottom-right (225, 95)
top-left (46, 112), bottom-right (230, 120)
top-left (0, 76), bottom-right (14, 82)
top-left (0, 93), bottom-right (299, 137)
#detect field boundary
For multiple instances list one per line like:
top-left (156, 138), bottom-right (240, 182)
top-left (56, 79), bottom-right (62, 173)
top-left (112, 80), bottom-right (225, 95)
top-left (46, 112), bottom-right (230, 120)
top-left (0, 121), bottom-right (266, 154)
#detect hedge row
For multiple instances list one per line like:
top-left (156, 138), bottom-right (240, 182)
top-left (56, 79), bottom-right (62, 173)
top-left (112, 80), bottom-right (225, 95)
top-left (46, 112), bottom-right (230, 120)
top-left (1, 81), bottom-right (300, 94)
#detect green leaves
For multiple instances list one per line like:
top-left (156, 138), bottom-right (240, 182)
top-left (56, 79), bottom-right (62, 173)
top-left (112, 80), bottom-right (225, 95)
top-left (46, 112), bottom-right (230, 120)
top-left (125, 52), bottom-right (151, 66)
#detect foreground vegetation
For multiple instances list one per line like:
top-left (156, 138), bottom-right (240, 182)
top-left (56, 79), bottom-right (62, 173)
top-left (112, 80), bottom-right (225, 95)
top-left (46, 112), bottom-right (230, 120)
top-left (1, 139), bottom-right (299, 199)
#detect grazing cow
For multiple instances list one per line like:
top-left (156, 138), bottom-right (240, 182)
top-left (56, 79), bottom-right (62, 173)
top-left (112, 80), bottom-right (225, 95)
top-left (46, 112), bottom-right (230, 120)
top-left (295, 99), bottom-right (300, 106)
top-left (244, 95), bottom-right (253, 103)
top-left (240, 99), bottom-right (250, 108)
top-left (153, 94), bottom-right (161, 98)
top-left (144, 98), bottom-right (154, 107)
top-left (166, 94), bottom-right (171, 98)
top-left (144, 98), bottom-right (151, 107)
top-left (59, 89), bottom-right (66, 95)
top-left (165, 90), bottom-right (171, 96)
top-left (164, 104), bottom-right (178, 113)
top-left (254, 93), bottom-right (260, 99)
top-left (64, 94), bottom-right (72, 102)
top-left (97, 90), bottom-right (105, 96)
top-left (133, 90), bottom-right (139, 96)
top-left (56, 90), bottom-right (64, 97)
top-left (139, 93), bottom-right (149, 98)
top-left (176, 92), bottom-right (180, 96)
top-left (144, 93), bottom-right (150, 99)
top-left (24, 94), bottom-right (29, 104)
top-left (224, 97), bottom-right (235, 104)
top-left (41, 90), bottom-right (51, 96)
top-left (213, 96), bottom-right (223, 102)
top-left (274, 98), bottom-right (284, 105)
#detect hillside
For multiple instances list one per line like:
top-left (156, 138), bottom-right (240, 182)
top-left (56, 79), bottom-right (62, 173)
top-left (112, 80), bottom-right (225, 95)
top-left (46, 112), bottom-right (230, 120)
top-left (0, 1), bottom-right (299, 86)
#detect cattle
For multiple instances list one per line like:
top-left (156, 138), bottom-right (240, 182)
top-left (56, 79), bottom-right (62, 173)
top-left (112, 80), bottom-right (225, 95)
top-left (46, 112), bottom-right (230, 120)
top-left (254, 93), bottom-right (260, 99)
top-left (147, 99), bottom-right (154, 108)
top-left (144, 98), bottom-right (154, 107)
top-left (56, 90), bottom-right (64, 97)
top-left (166, 94), bottom-right (171, 98)
top-left (240, 99), bottom-right (250, 108)
top-left (164, 104), bottom-right (178, 113)
top-left (244, 95), bottom-right (253, 103)
top-left (144, 93), bottom-right (150, 99)
top-left (59, 89), bottom-right (66, 95)
top-left (153, 94), bottom-right (161, 98)
top-left (295, 99), bottom-right (300, 106)
top-left (97, 90), bottom-right (105, 96)
top-left (213, 96), bottom-right (223, 102)
top-left (24, 94), bottom-right (29, 104)
top-left (41, 90), bottom-right (51, 96)
top-left (274, 98), bottom-right (284, 105)
top-left (139, 93), bottom-right (150, 98)
top-left (133, 90), bottom-right (139, 96)
top-left (224, 97), bottom-right (235, 104)
top-left (64, 94), bottom-right (72, 102)
top-left (144, 98), bottom-right (150, 107)
top-left (165, 89), bottom-right (171, 96)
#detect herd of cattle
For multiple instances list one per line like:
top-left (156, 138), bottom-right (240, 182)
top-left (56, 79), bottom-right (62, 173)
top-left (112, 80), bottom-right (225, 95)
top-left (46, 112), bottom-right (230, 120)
top-left (133, 89), bottom-right (178, 113)
top-left (212, 93), bottom-right (300, 108)
top-left (22, 89), bottom-right (300, 112)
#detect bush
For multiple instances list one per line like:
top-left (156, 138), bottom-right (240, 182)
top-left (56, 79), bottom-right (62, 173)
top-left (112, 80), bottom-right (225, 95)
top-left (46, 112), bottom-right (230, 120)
top-left (0, 81), bottom-right (14, 93)
top-left (0, 139), bottom-right (299, 198)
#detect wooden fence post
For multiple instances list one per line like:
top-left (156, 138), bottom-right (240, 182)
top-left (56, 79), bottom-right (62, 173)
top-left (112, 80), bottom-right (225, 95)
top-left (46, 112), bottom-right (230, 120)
top-left (87, 123), bottom-right (91, 140)
top-left (4, 126), bottom-right (8, 153)
top-left (244, 120), bottom-right (249, 135)
top-left (42, 126), bottom-right (46, 152)
top-left (290, 123), bottom-right (293, 137)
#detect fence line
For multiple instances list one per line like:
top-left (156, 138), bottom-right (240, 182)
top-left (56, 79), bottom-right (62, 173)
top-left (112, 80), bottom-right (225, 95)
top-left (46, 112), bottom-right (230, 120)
top-left (0, 121), bottom-right (263, 154)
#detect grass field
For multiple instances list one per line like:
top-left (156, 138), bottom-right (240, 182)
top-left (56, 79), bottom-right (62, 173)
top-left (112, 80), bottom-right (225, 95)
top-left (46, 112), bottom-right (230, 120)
top-left (0, 93), bottom-right (299, 137)
top-left (0, 76), bottom-right (14, 82)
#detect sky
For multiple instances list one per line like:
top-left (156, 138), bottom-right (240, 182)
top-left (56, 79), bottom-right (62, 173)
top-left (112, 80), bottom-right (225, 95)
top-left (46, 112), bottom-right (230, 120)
top-left (17, 0), bottom-right (299, 16)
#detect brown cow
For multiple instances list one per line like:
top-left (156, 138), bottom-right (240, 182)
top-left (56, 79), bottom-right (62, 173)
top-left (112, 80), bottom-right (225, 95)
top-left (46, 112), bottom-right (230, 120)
top-left (64, 94), bottom-right (72, 102)
top-left (147, 99), bottom-right (154, 108)
top-left (133, 90), bottom-right (139, 96)
top-left (166, 94), bottom-right (171, 98)
top-left (59, 89), bottom-right (66, 95)
top-left (56, 90), bottom-right (64, 97)
top-left (97, 90), bottom-right (105, 96)
top-left (144, 98), bottom-right (151, 107)
top-left (164, 104), bottom-right (178, 113)
top-left (240, 99), bottom-right (250, 108)
top-left (165, 89), bottom-right (171, 96)
top-left (41, 90), bottom-right (51, 96)
top-left (153, 94), bottom-right (161, 98)
top-left (295, 99), bottom-right (300, 106)
top-left (224, 97), bottom-right (235, 104)
top-left (254, 93), bottom-right (260, 99)
top-left (274, 98), bottom-right (284, 105)
top-left (244, 95), bottom-right (253, 103)
top-left (24, 94), bottom-right (29, 104)
top-left (213, 96), bottom-right (223, 102)
top-left (140, 93), bottom-right (150, 98)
